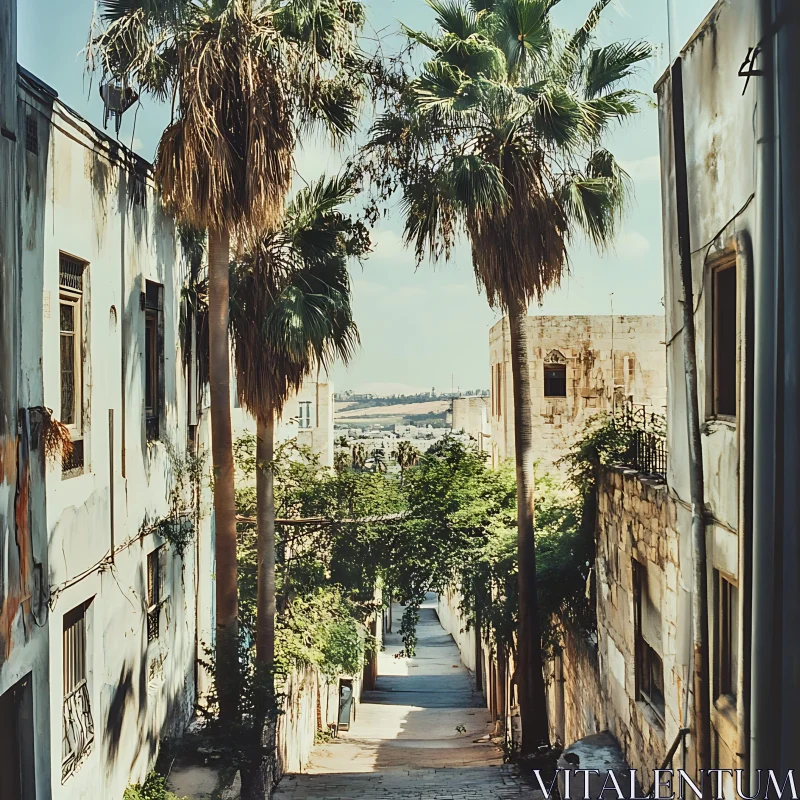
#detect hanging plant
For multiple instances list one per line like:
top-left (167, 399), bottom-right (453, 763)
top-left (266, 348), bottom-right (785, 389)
top-left (40, 409), bottom-right (73, 465)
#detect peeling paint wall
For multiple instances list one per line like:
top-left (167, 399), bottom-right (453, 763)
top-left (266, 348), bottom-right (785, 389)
top-left (489, 315), bottom-right (666, 470)
top-left (14, 66), bottom-right (212, 800)
top-left (655, 0), bottom-right (756, 779)
top-left (1, 2), bottom-right (54, 797)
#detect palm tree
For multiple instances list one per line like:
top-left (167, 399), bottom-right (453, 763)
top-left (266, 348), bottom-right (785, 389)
top-left (351, 443), bottom-right (368, 471)
top-left (371, 0), bottom-right (650, 753)
top-left (395, 440), bottom-right (420, 483)
top-left (90, 0), bottom-right (366, 722)
top-left (229, 174), bottom-right (362, 796)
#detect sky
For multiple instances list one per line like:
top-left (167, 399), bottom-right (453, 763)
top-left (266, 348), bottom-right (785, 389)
top-left (17, 0), bottom-right (714, 396)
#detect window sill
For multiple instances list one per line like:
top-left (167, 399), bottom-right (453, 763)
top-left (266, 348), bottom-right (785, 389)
top-left (636, 699), bottom-right (666, 735)
top-left (704, 416), bottom-right (737, 432)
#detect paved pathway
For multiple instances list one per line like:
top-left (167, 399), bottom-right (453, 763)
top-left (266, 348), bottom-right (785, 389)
top-left (274, 596), bottom-right (542, 799)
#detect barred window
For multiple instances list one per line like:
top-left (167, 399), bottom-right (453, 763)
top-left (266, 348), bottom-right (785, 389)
top-left (62, 601), bottom-right (94, 781)
top-left (147, 548), bottom-right (163, 641)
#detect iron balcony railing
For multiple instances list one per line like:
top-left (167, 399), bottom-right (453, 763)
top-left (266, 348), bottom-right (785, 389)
top-left (62, 680), bottom-right (94, 782)
top-left (613, 401), bottom-right (668, 479)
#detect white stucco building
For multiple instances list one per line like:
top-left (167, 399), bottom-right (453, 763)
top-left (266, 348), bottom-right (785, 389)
top-left (0, 22), bottom-right (213, 798)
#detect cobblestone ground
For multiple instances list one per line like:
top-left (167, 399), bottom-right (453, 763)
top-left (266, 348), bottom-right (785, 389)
top-left (273, 596), bottom-right (542, 800)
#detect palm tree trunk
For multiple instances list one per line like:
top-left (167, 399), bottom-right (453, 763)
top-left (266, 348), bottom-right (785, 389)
top-left (507, 301), bottom-right (550, 754)
top-left (256, 413), bottom-right (276, 668)
top-left (241, 413), bottom-right (278, 800)
top-left (208, 228), bottom-right (239, 723)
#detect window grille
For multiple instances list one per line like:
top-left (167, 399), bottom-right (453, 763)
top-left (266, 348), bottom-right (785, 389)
top-left (147, 549), bottom-right (162, 641)
top-left (25, 114), bottom-right (38, 154)
top-left (62, 439), bottom-right (84, 478)
top-left (59, 255), bottom-right (85, 293)
top-left (62, 603), bottom-right (93, 781)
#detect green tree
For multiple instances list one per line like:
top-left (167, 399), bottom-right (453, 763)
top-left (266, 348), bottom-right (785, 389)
top-left (229, 175), bottom-right (363, 796)
top-left (90, 0), bottom-right (367, 723)
top-left (395, 440), bottom-right (421, 483)
top-left (370, 0), bottom-right (650, 752)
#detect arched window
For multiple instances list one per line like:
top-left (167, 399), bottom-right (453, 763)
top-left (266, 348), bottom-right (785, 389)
top-left (544, 350), bottom-right (567, 398)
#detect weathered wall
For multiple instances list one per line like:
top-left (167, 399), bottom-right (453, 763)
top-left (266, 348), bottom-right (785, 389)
top-left (0, 18), bottom-right (54, 797)
top-left (594, 466), bottom-right (684, 777)
top-left (276, 664), bottom-right (363, 780)
top-left (16, 71), bottom-right (207, 800)
top-left (655, 0), bottom-right (753, 780)
top-left (546, 625), bottom-right (604, 749)
top-left (489, 315), bottom-right (666, 470)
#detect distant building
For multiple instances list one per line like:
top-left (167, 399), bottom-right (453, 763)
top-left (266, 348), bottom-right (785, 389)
top-left (489, 315), bottom-right (666, 469)
top-left (232, 377), bottom-right (335, 468)
top-left (451, 396), bottom-right (491, 454)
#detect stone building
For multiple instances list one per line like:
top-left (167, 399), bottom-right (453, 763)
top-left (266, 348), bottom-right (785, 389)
top-left (489, 315), bottom-right (666, 470)
top-left (0, 30), bottom-right (213, 799)
top-left (451, 396), bottom-right (491, 454)
top-left (232, 376), bottom-right (335, 468)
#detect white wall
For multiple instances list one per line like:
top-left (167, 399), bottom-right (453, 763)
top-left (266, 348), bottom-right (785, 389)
top-left (17, 74), bottom-right (208, 800)
top-left (655, 0), bottom-right (756, 777)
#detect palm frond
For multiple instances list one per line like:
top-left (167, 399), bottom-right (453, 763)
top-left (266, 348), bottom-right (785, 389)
top-left (557, 176), bottom-right (620, 250)
top-left (493, 0), bottom-right (551, 77)
top-left (584, 40), bottom-right (653, 98)
top-left (427, 0), bottom-right (478, 40)
top-left (448, 154), bottom-right (509, 212)
top-left (230, 172), bottom-right (362, 419)
top-left (528, 84), bottom-right (582, 148)
top-left (563, 0), bottom-right (611, 61)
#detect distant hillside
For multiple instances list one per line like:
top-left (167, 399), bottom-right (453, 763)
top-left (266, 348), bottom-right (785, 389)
top-left (336, 400), bottom-right (449, 419)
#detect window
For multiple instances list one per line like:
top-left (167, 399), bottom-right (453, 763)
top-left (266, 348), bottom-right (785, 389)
top-left (716, 573), bottom-right (739, 698)
top-left (25, 114), bottom-right (38, 155)
top-left (147, 548), bottom-right (163, 641)
top-left (712, 260), bottom-right (737, 417)
top-left (144, 281), bottom-right (164, 441)
top-left (495, 364), bottom-right (502, 417)
top-left (544, 364), bottom-right (567, 398)
top-left (299, 401), bottom-right (312, 429)
top-left (62, 601), bottom-right (93, 781)
top-left (632, 560), bottom-right (665, 720)
top-left (59, 255), bottom-right (86, 478)
top-left (544, 350), bottom-right (568, 398)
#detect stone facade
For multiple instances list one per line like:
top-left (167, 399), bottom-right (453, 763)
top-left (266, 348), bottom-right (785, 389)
top-left (547, 624), bottom-right (604, 750)
top-left (232, 378), bottom-right (335, 468)
top-left (593, 467), bottom-right (682, 777)
top-left (489, 315), bottom-right (666, 470)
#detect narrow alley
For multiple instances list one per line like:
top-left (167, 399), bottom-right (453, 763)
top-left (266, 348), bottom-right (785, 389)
top-left (274, 596), bottom-right (540, 799)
